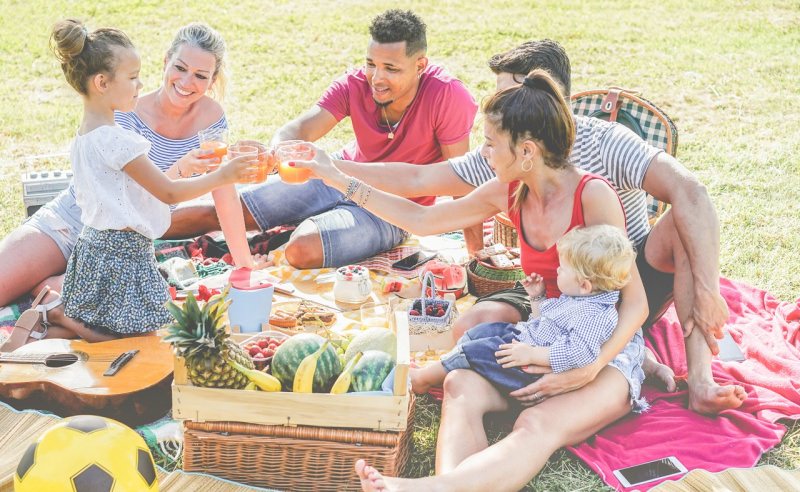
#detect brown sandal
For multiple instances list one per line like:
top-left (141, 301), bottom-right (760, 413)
top-left (0, 286), bottom-right (63, 352)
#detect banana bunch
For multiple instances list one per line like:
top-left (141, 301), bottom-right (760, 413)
top-left (228, 360), bottom-right (282, 392)
top-left (293, 341), bottom-right (329, 393)
top-left (330, 351), bottom-right (363, 394)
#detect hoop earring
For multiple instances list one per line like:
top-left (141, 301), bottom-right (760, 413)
top-left (521, 157), bottom-right (533, 172)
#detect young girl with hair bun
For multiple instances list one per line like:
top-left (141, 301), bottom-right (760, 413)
top-left (1, 19), bottom-right (257, 350)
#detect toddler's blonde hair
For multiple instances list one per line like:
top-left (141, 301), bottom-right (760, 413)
top-left (557, 225), bottom-right (635, 293)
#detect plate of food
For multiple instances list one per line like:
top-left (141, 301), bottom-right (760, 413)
top-left (269, 300), bottom-right (337, 334)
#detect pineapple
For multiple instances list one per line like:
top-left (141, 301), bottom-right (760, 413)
top-left (163, 287), bottom-right (254, 389)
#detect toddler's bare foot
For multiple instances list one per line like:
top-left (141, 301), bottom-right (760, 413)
top-left (689, 382), bottom-right (746, 415)
top-left (410, 364), bottom-right (447, 395)
top-left (410, 368), bottom-right (432, 395)
top-left (642, 348), bottom-right (677, 392)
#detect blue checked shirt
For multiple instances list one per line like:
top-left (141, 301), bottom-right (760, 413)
top-left (515, 290), bottom-right (620, 373)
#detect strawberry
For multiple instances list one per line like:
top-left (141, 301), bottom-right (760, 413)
top-left (257, 339), bottom-right (269, 349)
top-left (437, 308), bottom-right (445, 317)
top-left (248, 346), bottom-right (261, 357)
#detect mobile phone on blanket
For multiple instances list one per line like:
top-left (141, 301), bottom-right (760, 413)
top-left (717, 329), bottom-right (745, 362)
top-left (612, 456), bottom-right (688, 487)
top-left (392, 251), bottom-right (436, 271)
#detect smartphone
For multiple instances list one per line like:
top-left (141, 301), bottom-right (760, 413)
top-left (717, 329), bottom-right (745, 362)
top-left (613, 456), bottom-right (687, 487)
top-left (392, 251), bottom-right (436, 271)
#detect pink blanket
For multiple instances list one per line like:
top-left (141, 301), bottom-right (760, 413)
top-left (570, 278), bottom-right (800, 490)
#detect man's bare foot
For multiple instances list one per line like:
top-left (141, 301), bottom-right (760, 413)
top-left (356, 459), bottom-right (388, 492)
top-left (688, 382), bottom-right (747, 415)
top-left (642, 348), bottom-right (677, 392)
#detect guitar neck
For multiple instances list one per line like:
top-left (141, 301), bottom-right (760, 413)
top-left (0, 353), bottom-right (49, 364)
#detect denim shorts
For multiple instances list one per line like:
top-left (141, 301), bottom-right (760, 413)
top-left (442, 321), bottom-right (540, 392)
top-left (240, 177), bottom-right (408, 268)
top-left (23, 186), bottom-right (83, 261)
top-left (444, 321), bottom-right (648, 413)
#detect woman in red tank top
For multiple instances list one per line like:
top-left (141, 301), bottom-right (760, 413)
top-left (293, 70), bottom-right (649, 491)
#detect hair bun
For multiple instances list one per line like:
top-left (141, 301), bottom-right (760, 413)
top-left (51, 19), bottom-right (88, 63)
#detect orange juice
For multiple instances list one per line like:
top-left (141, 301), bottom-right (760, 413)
top-left (278, 160), bottom-right (312, 184)
top-left (199, 141), bottom-right (228, 159)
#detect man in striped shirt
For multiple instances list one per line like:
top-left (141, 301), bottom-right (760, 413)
top-left (333, 40), bottom-right (745, 415)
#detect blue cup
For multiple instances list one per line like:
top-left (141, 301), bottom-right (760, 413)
top-left (227, 268), bottom-right (274, 333)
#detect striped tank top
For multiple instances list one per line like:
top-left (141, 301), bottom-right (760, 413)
top-left (114, 111), bottom-right (228, 171)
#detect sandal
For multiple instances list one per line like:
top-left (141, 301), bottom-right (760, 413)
top-left (0, 286), bottom-right (63, 352)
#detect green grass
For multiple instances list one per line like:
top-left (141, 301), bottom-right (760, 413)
top-left (2, 0), bottom-right (799, 489)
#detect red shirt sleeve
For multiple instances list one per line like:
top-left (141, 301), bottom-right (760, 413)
top-left (317, 72), bottom-right (351, 122)
top-left (433, 79), bottom-right (477, 146)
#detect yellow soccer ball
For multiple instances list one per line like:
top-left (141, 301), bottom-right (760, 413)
top-left (14, 415), bottom-right (158, 492)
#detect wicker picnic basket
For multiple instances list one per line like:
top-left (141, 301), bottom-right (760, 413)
top-left (183, 394), bottom-right (415, 491)
top-left (408, 272), bottom-right (455, 335)
top-left (467, 258), bottom-right (525, 297)
top-left (492, 212), bottom-right (519, 249)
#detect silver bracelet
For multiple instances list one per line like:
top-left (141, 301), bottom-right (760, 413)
top-left (357, 184), bottom-right (372, 207)
top-left (530, 293), bottom-right (546, 302)
top-left (343, 178), bottom-right (361, 202)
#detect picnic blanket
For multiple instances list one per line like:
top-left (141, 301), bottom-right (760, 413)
top-left (570, 277), bottom-right (800, 491)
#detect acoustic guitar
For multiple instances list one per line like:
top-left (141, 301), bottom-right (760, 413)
top-left (0, 336), bottom-right (173, 426)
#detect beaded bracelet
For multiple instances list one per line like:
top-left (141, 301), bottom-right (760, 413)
top-left (343, 177), bottom-right (361, 202)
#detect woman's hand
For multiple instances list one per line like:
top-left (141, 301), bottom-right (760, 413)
top-left (175, 149), bottom-right (219, 177)
top-left (509, 360), bottom-right (602, 406)
top-left (521, 273), bottom-right (545, 299)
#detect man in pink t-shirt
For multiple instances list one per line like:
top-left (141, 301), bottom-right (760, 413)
top-left (236, 9), bottom-right (477, 268)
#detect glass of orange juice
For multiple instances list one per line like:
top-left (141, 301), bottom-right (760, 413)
top-left (233, 140), bottom-right (275, 183)
top-left (275, 140), bottom-right (315, 184)
top-left (227, 144), bottom-right (260, 182)
top-left (198, 128), bottom-right (229, 171)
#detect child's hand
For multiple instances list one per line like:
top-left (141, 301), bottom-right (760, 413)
top-left (221, 154), bottom-right (259, 184)
top-left (521, 272), bottom-right (545, 298)
top-left (236, 140), bottom-right (278, 177)
top-left (496, 340), bottom-right (542, 368)
top-left (175, 149), bottom-right (219, 177)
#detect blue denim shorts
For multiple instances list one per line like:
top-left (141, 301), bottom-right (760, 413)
top-left (442, 321), bottom-right (540, 392)
top-left (240, 177), bottom-right (408, 268)
top-left (23, 186), bottom-right (83, 261)
top-left (443, 321), bottom-right (649, 413)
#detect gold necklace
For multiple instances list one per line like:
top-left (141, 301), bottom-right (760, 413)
top-left (381, 105), bottom-right (408, 140)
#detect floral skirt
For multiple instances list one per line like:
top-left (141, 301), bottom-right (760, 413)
top-left (62, 227), bottom-right (172, 335)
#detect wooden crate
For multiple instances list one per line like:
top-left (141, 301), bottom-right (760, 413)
top-left (172, 312), bottom-right (411, 432)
